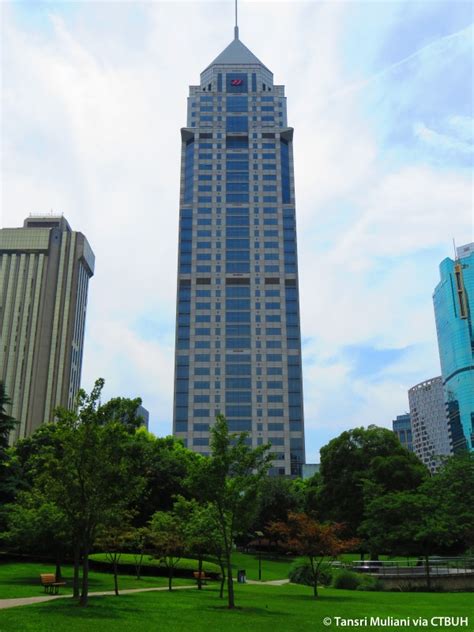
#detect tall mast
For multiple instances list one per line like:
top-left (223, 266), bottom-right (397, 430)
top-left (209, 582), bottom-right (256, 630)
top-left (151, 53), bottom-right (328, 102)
top-left (234, 0), bottom-right (239, 39)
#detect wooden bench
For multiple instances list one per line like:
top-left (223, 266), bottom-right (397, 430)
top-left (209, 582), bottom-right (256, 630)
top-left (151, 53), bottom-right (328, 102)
top-left (40, 573), bottom-right (66, 594)
top-left (193, 571), bottom-right (210, 585)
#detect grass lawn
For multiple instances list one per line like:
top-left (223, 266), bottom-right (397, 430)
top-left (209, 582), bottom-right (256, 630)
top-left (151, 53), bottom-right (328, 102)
top-left (0, 582), bottom-right (472, 631)
top-left (231, 551), bottom-right (295, 581)
top-left (0, 561), bottom-right (190, 599)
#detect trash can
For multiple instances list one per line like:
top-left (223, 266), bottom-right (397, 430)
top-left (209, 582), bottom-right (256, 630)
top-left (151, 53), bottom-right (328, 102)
top-left (237, 569), bottom-right (246, 584)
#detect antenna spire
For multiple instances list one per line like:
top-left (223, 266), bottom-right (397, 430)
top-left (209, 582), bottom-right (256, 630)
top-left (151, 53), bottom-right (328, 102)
top-left (234, 0), bottom-right (239, 39)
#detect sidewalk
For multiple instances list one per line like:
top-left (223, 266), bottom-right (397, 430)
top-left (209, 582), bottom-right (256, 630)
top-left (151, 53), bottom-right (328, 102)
top-left (0, 584), bottom-right (196, 611)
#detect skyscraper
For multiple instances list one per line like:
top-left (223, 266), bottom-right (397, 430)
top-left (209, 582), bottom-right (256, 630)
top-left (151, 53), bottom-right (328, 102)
top-left (433, 242), bottom-right (474, 452)
top-left (392, 413), bottom-right (413, 452)
top-left (0, 215), bottom-right (94, 440)
top-left (408, 376), bottom-right (452, 472)
top-left (172, 25), bottom-right (305, 476)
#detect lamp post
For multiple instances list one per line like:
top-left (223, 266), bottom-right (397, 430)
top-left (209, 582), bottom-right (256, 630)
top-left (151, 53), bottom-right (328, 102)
top-left (255, 531), bottom-right (264, 581)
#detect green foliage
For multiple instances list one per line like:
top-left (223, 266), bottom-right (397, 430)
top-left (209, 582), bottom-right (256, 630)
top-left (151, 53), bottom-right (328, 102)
top-left (318, 425), bottom-right (429, 537)
top-left (289, 562), bottom-right (314, 586)
top-left (88, 553), bottom-right (220, 574)
top-left (187, 414), bottom-right (271, 608)
top-left (289, 562), bottom-right (332, 587)
top-left (332, 569), bottom-right (361, 590)
top-left (251, 476), bottom-right (304, 533)
top-left (331, 569), bottom-right (382, 591)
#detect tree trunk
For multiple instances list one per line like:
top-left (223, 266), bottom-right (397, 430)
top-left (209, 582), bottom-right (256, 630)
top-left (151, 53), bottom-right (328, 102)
top-left (135, 553), bottom-right (143, 580)
top-left (73, 543), bottom-right (81, 599)
top-left (219, 561), bottom-right (226, 599)
top-left (197, 556), bottom-right (203, 590)
top-left (424, 554), bottom-right (431, 591)
top-left (113, 559), bottom-right (119, 596)
top-left (309, 557), bottom-right (318, 599)
top-left (55, 551), bottom-right (62, 581)
top-left (226, 552), bottom-right (235, 609)
top-left (80, 546), bottom-right (90, 607)
top-left (168, 566), bottom-right (173, 591)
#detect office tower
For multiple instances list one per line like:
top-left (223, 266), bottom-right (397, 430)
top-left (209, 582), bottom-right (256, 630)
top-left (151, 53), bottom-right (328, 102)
top-left (433, 242), bottom-right (474, 452)
top-left (172, 25), bottom-right (305, 476)
top-left (392, 413), bottom-right (413, 452)
top-left (0, 215), bottom-right (95, 440)
top-left (136, 404), bottom-right (150, 430)
top-left (408, 376), bottom-right (453, 472)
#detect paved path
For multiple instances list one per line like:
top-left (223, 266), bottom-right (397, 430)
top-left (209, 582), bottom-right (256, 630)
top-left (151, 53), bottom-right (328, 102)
top-left (0, 584), bottom-right (196, 611)
top-left (0, 578), bottom-right (290, 611)
top-left (246, 579), bottom-right (290, 586)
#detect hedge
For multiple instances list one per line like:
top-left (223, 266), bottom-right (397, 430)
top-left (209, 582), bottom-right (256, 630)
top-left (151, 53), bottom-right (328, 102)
top-left (88, 553), bottom-right (221, 578)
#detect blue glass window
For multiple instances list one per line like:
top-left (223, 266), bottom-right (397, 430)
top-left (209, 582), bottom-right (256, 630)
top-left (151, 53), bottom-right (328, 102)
top-left (226, 116), bottom-right (248, 133)
top-left (183, 138), bottom-right (194, 203)
top-left (227, 136), bottom-right (248, 149)
top-left (226, 96), bottom-right (248, 112)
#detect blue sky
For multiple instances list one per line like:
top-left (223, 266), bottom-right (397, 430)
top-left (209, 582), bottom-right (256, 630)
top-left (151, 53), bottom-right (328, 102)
top-left (2, 0), bottom-right (472, 462)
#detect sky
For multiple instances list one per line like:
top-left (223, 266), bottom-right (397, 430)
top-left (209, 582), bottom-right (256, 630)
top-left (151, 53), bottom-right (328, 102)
top-left (1, 0), bottom-right (473, 463)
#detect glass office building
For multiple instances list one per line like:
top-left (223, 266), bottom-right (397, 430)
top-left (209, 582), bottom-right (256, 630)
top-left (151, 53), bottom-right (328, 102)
top-left (392, 413), bottom-right (413, 452)
top-left (172, 29), bottom-right (305, 476)
top-left (433, 242), bottom-right (474, 452)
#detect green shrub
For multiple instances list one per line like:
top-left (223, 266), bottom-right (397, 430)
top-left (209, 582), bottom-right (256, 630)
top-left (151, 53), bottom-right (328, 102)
top-left (355, 574), bottom-right (382, 591)
top-left (332, 569), bottom-right (361, 590)
top-left (289, 563), bottom-right (313, 586)
top-left (289, 562), bottom-right (333, 587)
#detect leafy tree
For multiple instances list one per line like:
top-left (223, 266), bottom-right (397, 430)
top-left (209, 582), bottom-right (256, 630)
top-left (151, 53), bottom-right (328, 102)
top-left (423, 453), bottom-right (474, 551)
top-left (2, 491), bottom-right (68, 579)
top-left (0, 383), bottom-right (17, 451)
top-left (268, 513), bottom-right (359, 598)
top-left (149, 511), bottom-right (186, 591)
top-left (318, 426), bottom-right (428, 537)
top-left (96, 397), bottom-right (144, 432)
top-left (173, 496), bottom-right (225, 591)
top-left (187, 415), bottom-right (271, 609)
top-left (40, 379), bottom-right (145, 605)
top-left (125, 526), bottom-right (152, 580)
top-left (0, 383), bottom-right (19, 517)
top-left (95, 521), bottom-right (132, 596)
top-left (360, 490), bottom-right (450, 590)
top-left (130, 431), bottom-right (197, 524)
top-left (250, 476), bottom-right (304, 533)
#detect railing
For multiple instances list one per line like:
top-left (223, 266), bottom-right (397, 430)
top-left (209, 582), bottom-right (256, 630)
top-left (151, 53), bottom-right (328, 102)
top-left (348, 557), bottom-right (474, 577)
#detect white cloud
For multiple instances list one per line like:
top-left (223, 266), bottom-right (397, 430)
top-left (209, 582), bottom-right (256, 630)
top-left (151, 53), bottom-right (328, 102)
top-left (2, 1), bottom-right (472, 458)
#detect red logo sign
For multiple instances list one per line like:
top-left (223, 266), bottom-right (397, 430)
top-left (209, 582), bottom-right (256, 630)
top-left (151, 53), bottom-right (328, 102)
top-left (231, 79), bottom-right (243, 86)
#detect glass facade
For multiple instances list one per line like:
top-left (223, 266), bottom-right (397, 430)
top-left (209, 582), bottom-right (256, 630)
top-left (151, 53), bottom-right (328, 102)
top-left (392, 413), bottom-right (413, 452)
top-left (433, 243), bottom-right (474, 452)
top-left (173, 34), bottom-right (305, 475)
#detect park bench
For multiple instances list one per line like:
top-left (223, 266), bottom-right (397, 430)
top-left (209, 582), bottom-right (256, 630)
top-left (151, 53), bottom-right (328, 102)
top-left (193, 571), bottom-right (210, 585)
top-left (40, 573), bottom-right (66, 594)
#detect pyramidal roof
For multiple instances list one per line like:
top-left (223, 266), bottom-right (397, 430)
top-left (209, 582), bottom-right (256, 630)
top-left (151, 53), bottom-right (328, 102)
top-left (204, 32), bottom-right (270, 72)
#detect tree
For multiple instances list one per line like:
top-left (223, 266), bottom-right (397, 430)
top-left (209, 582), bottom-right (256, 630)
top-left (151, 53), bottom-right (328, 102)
top-left (149, 511), bottom-right (186, 591)
top-left (423, 453), bottom-right (474, 551)
top-left (360, 490), bottom-right (448, 590)
top-left (173, 496), bottom-right (225, 591)
top-left (95, 521), bottom-right (132, 596)
top-left (0, 383), bottom-right (19, 517)
top-left (129, 431), bottom-right (197, 525)
top-left (187, 415), bottom-right (271, 609)
top-left (40, 380), bottom-right (145, 605)
top-left (268, 512), bottom-right (359, 598)
top-left (250, 476), bottom-right (304, 534)
top-left (318, 426), bottom-right (428, 537)
top-left (125, 526), bottom-right (152, 580)
top-left (2, 491), bottom-right (69, 579)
